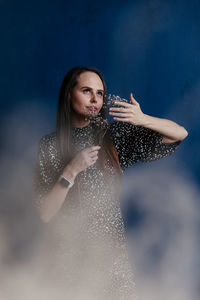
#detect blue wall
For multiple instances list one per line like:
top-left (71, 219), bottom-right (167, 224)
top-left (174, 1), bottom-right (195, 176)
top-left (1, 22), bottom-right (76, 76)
top-left (0, 1), bottom-right (199, 297)
top-left (1, 0), bottom-right (199, 182)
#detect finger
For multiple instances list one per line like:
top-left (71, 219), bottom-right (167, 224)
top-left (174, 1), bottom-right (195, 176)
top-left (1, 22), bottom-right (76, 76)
top-left (89, 160), bottom-right (96, 166)
top-left (113, 101), bottom-right (131, 108)
top-left (130, 93), bottom-right (138, 105)
top-left (91, 157), bottom-right (98, 163)
top-left (110, 111), bottom-right (133, 117)
top-left (90, 152), bottom-right (98, 158)
top-left (89, 150), bottom-right (100, 157)
top-left (92, 150), bottom-right (99, 155)
top-left (113, 117), bottom-right (131, 122)
top-left (109, 107), bottom-right (131, 112)
top-left (87, 146), bottom-right (101, 153)
top-left (110, 112), bottom-right (130, 117)
top-left (93, 156), bottom-right (98, 160)
top-left (90, 146), bottom-right (101, 151)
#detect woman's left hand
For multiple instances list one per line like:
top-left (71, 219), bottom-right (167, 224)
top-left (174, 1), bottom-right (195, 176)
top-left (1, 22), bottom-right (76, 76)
top-left (109, 93), bottom-right (146, 126)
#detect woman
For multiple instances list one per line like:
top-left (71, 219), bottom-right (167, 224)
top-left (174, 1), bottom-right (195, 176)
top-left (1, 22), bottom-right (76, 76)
top-left (34, 66), bottom-right (188, 299)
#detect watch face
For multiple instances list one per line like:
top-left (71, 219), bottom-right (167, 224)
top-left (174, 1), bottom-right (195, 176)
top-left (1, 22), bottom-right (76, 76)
top-left (60, 177), bottom-right (71, 188)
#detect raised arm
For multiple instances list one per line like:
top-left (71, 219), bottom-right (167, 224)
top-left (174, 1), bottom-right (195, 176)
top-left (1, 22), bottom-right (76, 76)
top-left (108, 93), bottom-right (188, 170)
top-left (109, 92), bottom-right (188, 143)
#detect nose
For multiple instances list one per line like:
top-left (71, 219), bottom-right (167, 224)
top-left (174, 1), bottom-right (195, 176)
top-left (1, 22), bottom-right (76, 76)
top-left (90, 91), bottom-right (97, 103)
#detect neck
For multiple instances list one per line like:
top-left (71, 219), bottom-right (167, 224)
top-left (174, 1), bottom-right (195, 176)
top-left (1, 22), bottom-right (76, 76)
top-left (71, 113), bottom-right (90, 128)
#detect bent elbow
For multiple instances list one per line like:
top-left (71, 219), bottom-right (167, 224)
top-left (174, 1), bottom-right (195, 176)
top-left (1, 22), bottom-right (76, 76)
top-left (36, 206), bottom-right (52, 224)
top-left (181, 127), bottom-right (189, 140)
top-left (39, 211), bottom-right (52, 223)
top-left (40, 216), bottom-right (50, 224)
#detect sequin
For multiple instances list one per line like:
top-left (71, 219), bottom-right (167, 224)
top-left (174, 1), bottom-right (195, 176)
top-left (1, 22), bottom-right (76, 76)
top-left (34, 121), bottom-right (181, 299)
top-left (108, 121), bottom-right (181, 171)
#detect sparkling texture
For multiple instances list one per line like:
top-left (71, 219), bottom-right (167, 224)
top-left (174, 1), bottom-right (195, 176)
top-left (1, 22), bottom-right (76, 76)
top-left (109, 121), bottom-right (182, 170)
top-left (34, 120), bottom-right (181, 299)
top-left (107, 94), bottom-right (129, 106)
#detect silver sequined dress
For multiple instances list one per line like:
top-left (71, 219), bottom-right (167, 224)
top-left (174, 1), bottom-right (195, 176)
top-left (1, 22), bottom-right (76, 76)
top-left (34, 121), bottom-right (181, 299)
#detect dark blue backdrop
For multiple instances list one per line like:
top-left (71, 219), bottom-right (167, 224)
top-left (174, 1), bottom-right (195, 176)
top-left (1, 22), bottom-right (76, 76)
top-left (1, 0), bottom-right (199, 181)
top-left (0, 0), bottom-right (199, 298)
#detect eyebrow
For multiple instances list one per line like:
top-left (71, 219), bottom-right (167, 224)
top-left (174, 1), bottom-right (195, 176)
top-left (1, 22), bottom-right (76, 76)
top-left (81, 86), bottom-right (104, 92)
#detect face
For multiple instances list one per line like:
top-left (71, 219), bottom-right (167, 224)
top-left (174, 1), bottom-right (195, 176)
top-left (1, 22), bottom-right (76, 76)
top-left (70, 72), bottom-right (105, 123)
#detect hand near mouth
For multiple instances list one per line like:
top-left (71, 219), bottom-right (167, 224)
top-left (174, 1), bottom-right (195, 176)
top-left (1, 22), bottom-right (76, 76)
top-left (108, 93), bottom-right (146, 126)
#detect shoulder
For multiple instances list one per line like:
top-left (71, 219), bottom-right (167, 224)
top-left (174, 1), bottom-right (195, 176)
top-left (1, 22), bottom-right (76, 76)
top-left (108, 121), bottom-right (137, 138)
top-left (37, 131), bottom-right (63, 168)
top-left (108, 121), bottom-right (132, 130)
top-left (38, 132), bottom-right (58, 155)
top-left (108, 121), bottom-right (164, 138)
top-left (39, 132), bottom-right (57, 146)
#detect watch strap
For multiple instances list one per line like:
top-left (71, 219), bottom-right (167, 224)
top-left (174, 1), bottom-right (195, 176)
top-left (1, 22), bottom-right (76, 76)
top-left (59, 175), bottom-right (74, 189)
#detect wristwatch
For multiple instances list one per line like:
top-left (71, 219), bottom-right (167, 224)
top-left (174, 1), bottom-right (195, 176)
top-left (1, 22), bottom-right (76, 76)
top-left (59, 175), bottom-right (74, 189)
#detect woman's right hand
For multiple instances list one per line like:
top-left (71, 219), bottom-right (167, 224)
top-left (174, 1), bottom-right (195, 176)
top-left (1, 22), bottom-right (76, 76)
top-left (64, 145), bottom-right (101, 177)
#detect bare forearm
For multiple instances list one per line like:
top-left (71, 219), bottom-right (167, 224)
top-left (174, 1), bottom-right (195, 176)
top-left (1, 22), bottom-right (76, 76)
top-left (36, 145), bottom-right (101, 223)
top-left (109, 94), bottom-right (188, 143)
top-left (38, 164), bottom-right (78, 223)
top-left (141, 114), bottom-right (188, 142)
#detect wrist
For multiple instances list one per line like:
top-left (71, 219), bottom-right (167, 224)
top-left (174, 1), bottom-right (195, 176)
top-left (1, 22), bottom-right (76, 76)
top-left (138, 113), bottom-right (152, 127)
top-left (59, 175), bottom-right (74, 189)
top-left (62, 163), bottom-right (78, 182)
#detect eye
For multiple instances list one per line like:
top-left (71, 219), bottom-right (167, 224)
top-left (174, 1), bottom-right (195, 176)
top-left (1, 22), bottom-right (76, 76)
top-left (83, 88), bottom-right (91, 93)
top-left (97, 91), bottom-right (104, 97)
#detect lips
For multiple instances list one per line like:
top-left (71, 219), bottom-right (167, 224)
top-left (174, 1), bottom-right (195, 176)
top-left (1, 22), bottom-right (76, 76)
top-left (87, 106), bottom-right (97, 111)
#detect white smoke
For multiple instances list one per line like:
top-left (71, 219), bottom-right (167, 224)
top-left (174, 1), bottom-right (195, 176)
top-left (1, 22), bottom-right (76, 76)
top-left (121, 161), bottom-right (199, 300)
top-left (0, 96), bottom-right (198, 300)
top-left (0, 100), bottom-right (136, 300)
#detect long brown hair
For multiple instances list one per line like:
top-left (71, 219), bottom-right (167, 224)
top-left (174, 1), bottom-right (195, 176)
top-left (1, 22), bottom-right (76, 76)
top-left (56, 66), bottom-right (122, 178)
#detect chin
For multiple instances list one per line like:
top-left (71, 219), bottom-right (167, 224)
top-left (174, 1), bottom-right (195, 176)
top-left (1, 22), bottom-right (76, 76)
top-left (87, 111), bottom-right (99, 118)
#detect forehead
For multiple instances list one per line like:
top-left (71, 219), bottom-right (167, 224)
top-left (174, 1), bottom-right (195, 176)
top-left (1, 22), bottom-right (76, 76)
top-left (77, 72), bottom-right (104, 90)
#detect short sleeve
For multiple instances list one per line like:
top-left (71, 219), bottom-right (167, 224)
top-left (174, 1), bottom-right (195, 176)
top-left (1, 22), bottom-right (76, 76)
top-left (108, 121), bottom-right (182, 170)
